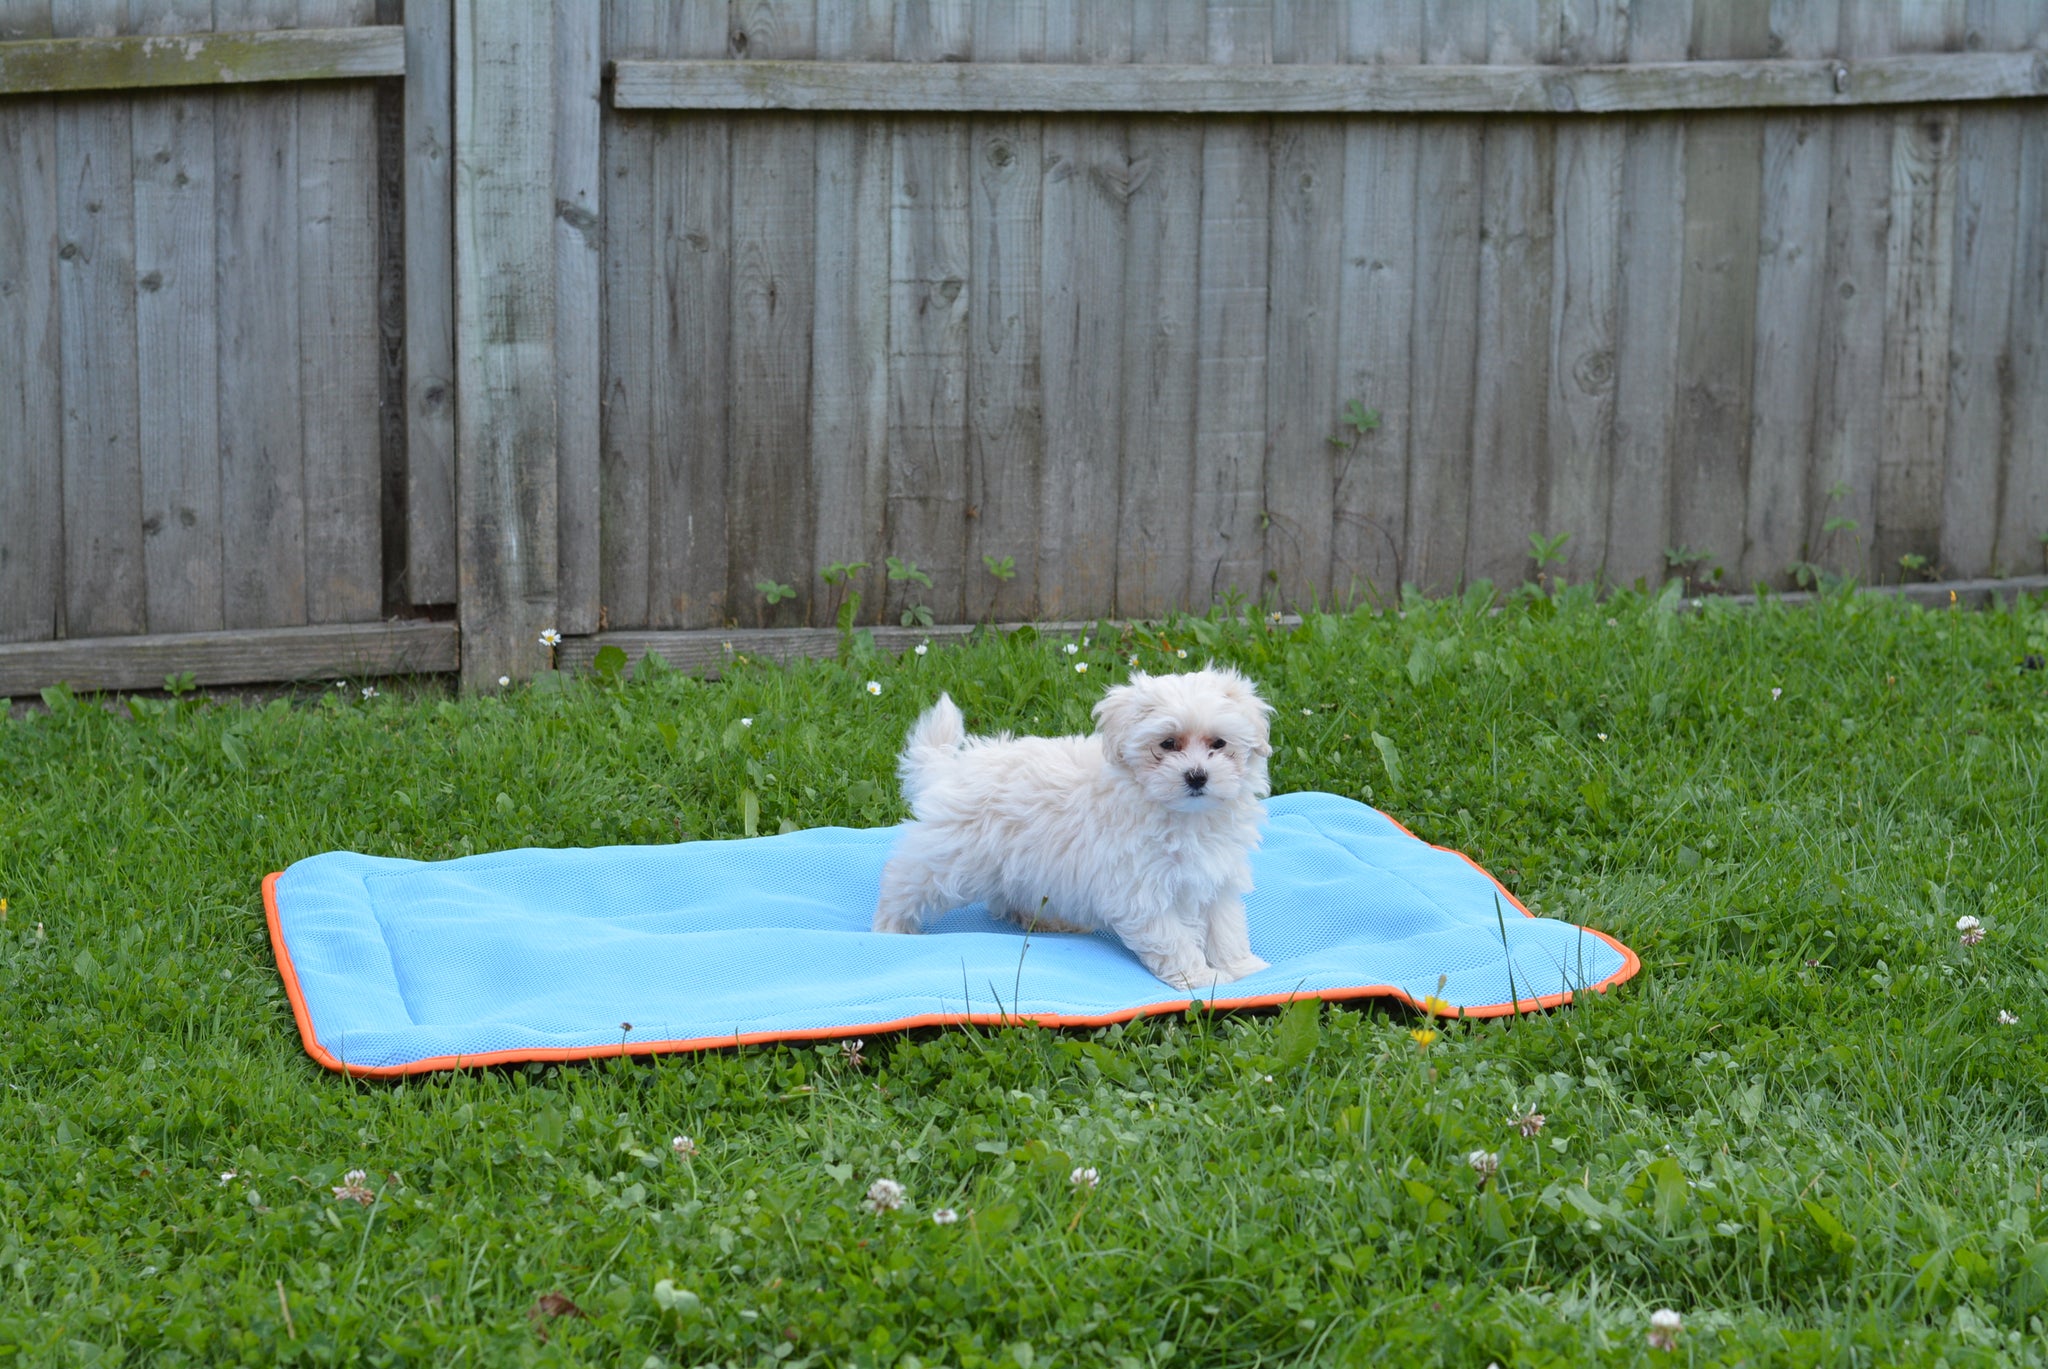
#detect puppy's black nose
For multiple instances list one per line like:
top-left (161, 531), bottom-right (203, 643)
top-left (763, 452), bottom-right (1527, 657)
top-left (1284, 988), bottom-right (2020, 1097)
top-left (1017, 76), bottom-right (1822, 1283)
top-left (1184, 769), bottom-right (1208, 791)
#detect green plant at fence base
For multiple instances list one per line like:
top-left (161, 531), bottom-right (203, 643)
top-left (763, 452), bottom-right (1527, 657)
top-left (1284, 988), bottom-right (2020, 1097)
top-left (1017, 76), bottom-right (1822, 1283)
top-left (981, 553), bottom-right (1017, 624)
top-left (755, 579), bottom-right (796, 607)
top-left (887, 556), bottom-right (935, 629)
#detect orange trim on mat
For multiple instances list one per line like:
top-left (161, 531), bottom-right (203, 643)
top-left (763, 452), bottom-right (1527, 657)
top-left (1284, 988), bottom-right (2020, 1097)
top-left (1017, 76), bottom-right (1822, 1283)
top-left (261, 814), bottom-right (1643, 1078)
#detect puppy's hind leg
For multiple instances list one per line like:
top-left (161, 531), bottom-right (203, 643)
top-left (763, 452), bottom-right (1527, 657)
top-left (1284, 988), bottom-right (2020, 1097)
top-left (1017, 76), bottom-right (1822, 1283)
top-left (874, 852), bottom-right (945, 933)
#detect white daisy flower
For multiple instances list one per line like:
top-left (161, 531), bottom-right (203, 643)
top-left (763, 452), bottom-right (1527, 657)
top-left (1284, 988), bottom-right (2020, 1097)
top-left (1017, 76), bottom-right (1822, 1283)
top-left (865, 681), bottom-right (882, 696)
top-left (1064, 643), bottom-right (1080, 655)
top-left (539, 628), bottom-right (562, 648)
top-left (1074, 662), bottom-right (1088, 674)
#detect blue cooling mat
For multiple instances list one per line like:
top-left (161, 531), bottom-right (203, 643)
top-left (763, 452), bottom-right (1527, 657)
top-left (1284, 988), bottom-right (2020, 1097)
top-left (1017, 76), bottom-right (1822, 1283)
top-left (265, 792), bottom-right (1638, 1075)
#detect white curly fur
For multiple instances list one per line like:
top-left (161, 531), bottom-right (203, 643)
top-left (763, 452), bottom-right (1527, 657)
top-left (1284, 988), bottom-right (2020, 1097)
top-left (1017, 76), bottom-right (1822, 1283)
top-left (873, 667), bottom-right (1274, 990)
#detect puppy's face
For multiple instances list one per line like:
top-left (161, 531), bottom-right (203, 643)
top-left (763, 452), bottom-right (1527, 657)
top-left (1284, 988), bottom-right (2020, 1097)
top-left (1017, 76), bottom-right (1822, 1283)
top-left (1092, 667), bottom-right (1274, 811)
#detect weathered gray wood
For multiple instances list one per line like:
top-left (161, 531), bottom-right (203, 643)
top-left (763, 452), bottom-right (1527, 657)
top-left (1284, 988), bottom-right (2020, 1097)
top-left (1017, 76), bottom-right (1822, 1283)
top-left (1463, 7), bottom-right (1558, 592)
top-left (1113, 1), bottom-right (1204, 617)
top-left (1329, 0), bottom-right (1419, 605)
top-left (1541, 0), bottom-right (1624, 585)
top-left (0, 1), bottom-right (61, 643)
top-left (55, 0), bottom-right (144, 638)
top-left (552, 0), bottom-right (601, 633)
top-left (728, 3), bottom-right (816, 629)
top-left (1668, 4), bottom-right (1768, 592)
top-left (1187, 0), bottom-right (1268, 608)
top-left (299, 0), bottom-right (382, 623)
top-left (595, 0), bottom-right (659, 628)
top-left (645, 4), bottom-right (730, 629)
top-left (1998, 104), bottom-right (2048, 576)
top-left (453, 0), bottom-right (554, 686)
top-left (130, 0), bottom-right (221, 634)
top-left (883, 0), bottom-right (971, 625)
top-left (0, 618), bottom-right (459, 696)
top-left (401, 0), bottom-right (454, 604)
top-left (1873, 103), bottom-right (1957, 578)
top-left (1602, 0), bottom-right (1690, 589)
top-left (0, 23), bottom-right (404, 94)
top-left (963, 0), bottom-right (1042, 622)
top-left (1035, 1), bottom-right (1128, 621)
top-left (611, 51), bottom-right (2048, 114)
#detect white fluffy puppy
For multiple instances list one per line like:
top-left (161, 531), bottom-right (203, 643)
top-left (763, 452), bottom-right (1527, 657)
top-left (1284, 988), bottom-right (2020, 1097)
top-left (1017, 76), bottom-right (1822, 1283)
top-left (873, 667), bottom-right (1275, 989)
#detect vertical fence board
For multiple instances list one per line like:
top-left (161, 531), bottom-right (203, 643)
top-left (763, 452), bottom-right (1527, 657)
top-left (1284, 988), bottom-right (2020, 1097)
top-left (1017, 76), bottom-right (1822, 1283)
top-left (1668, 1), bottom-right (1767, 592)
top-left (454, 0), bottom-right (555, 684)
top-left (1602, 0), bottom-right (1689, 588)
top-left (885, 0), bottom-right (971, 625)
top-left (964, 0), bottom-right (1042, 621)
top-left (1874, 104), bottom-right (1957, 578)
top-left (1402, 1), bottom-right (1485, 592)
top-left (1035, 1), bottom-right (1129, 620)
top-left (645, 3), bottom-right (730, 628)
top-left (552, 0), bottom-right (602, 632)
top-left (215, 0), bottom-right (306, 628)
top-left (809, 0), bottom-right (893, 625)
top-left (1998, 105), bottom-right (2048, 576)
top-left (1543, 0), bottom-right (1623, 585)
top-left (299, 0), bottom-right (382, 623)
top-left (131, 0), bottom-right (221, 634)
top-left (1188, 0), bottom-right (1269, 608)
top-left (1114, 0), bottom-right (1203, 618)
top-left (728, 3), bottom-right (815, 628)
top-left (402, 0), bottom-right (455, 605)
top-left (0, 2), bottom-right (61, 643)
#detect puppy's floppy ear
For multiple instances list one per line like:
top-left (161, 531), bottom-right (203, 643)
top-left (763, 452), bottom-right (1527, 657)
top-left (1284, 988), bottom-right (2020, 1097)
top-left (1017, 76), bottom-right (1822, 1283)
top-left (1091, 673), bottom-right (1151, 767)
top-left (1209, 666), bottom-right (1275, 756)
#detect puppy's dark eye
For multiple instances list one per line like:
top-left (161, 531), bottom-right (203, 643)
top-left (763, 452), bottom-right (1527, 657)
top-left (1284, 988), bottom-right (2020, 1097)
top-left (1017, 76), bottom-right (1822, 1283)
top-left (1160, 737), bottom-right (1181, 752)
top-left (1207, 738), bottom-right (1226, 752)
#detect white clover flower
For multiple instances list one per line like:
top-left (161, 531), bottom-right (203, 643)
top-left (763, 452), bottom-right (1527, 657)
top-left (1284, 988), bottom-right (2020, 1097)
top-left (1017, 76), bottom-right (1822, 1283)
top-left (1070, 1166), bottom-right (1099, 1190)
top-left (1081, 637), bottom-right (1090, 647)
top-left (1770, 687), bottom-right (1782, 701)
top-left (931, 1207), bottom-right (959, 1225)
top-left (915, 642), bottom-right (929, 656)
top-left (498, 675), bottom-right (511, 687)
top-left (1647, 1309), bottom-right (1682, 1352)
top-left (739, 717), bottom-right (752, 727)
top-left (1064, 643), bottom-right (1080, 655)
top-left (1075, 662), bottom-right (1089, 673)
top-left (1516, 1110), bottom-right (1546, 1138)
top-left (1999, 1010), bottom-right (2020, 1026)
top-left (1301, 708), bottom-right (1313, 716)
top-left (331, 1169), bottom-right (375, 1206)
top-left (219, 1170), bottom-right (237, 1185)
top-left (865, 681), bottom-right (882, 696)
top-left (361, 686), bottom-right (379, 700)
top-left (539, 628), bottom-right (562, 647)
top-left (1606, 618), bottom-right (1618, 627)
top-left (1958, 914), bottom-right (1986, 947)
top-left (864, 1177), bottom-right (906, 1213)
top-left (1466, 1150), bottom-right (1500, 1181)
top-left (671, 1135), bottom-right (697, 1158)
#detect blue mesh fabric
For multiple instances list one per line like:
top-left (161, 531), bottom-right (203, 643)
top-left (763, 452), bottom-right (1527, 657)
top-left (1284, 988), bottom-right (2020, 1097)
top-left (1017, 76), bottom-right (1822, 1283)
top-left (270, 792), bottom-right (1634, 1072)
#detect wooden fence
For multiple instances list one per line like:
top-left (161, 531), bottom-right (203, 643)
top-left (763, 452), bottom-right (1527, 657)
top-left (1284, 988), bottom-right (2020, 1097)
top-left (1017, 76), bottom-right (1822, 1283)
top-left (2, 0), bottom-right (2046, 695)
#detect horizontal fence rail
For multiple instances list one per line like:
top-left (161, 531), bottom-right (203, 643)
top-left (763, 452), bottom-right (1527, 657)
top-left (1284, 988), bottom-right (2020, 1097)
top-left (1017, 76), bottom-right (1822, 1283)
top-left (0, 26), bottom-right (405, 96)
top-left (612, 52), bottom-right (2048, 114)
top-left (0, 621), bottom-right (458, 697)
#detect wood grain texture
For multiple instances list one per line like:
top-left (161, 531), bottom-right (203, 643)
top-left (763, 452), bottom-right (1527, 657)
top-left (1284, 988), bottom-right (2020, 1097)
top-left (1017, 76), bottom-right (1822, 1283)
top-left (453, 0), bottom-right (554, 685)
top-left (1188, 0), bottom-right (1269, 609)
top-left (610, 51), bottom-right (2048, 113)
top-left (299, 0), bottom-right (381, 623)
top-left (808, 0), bottom-right (892, 625)
top-left (55, 0), bottom-right (145, 638)
top-left (1998, 102), bottom-right (2048, 576)
top-left (552, 0), bottom-right (602, 632)
top-left (1401, 1), bottom-right (1485, 593)
top-left (130, 0), bottom-right (220, 633)
top-left (401, 0), bottom-right (454, 604)
top-left (726, 2), bottom-right (815, 629)
top-left (0, 618), bottom-right (458, 695)
top-left (964, 0), bottom-right (1042, 622)
top-left (0, 24), bottom-right (404, 94)
top-left (1602, 0), bottom-right (1690, 589)
top-left (1330, 0), bottom-right (1420, 604)
top-left (1035, 0), bottom-right (1128, 621)
top-left (645, 3), bottom-right (730, 629)
top-left (215, 0), bottom-right (306, 629)
top-left (0, 0), bottom-right (61, 643)
top-left (884, 0), bottom-right (971, 625)
top-left (1112, 5), bottom-right (1202, 615)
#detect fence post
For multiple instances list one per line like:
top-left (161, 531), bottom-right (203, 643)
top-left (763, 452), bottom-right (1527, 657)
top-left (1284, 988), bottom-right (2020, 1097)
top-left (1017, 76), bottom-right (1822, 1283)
top-left (453, 0), bottom-right (556, 688)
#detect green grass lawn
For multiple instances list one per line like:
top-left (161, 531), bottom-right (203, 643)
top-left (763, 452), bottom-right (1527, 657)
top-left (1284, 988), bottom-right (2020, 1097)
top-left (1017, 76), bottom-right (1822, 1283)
top-left (4, 585), bottom-right (2048, 1367)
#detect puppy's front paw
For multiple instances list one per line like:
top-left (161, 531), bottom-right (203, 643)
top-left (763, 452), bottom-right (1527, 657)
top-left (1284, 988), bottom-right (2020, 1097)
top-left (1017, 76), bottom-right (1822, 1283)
top-left (1138, 948), bottom-right (1225, 993)
top-left (1207, 952), bottom-right (1270, 983)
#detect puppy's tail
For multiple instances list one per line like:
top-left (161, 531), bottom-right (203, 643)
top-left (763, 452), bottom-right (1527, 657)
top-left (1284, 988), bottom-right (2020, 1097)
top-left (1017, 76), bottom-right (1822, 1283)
top-left (898, 693), bottom-right (967, 805)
